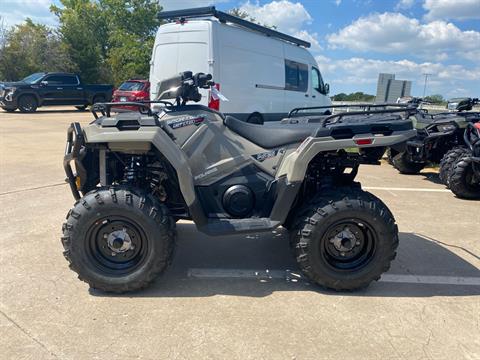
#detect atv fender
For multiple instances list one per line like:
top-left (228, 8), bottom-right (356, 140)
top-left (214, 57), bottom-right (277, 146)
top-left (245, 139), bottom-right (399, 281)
top-left (277, 130), bottom-right (417, 182)
top-left (83, 125), bottom-right (197, 208)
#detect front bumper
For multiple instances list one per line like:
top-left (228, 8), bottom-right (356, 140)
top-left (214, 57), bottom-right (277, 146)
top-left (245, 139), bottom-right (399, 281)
top-left (0, 91), bottom-right (18, 108)
top-left (64, 122), bottom-right (87, 200)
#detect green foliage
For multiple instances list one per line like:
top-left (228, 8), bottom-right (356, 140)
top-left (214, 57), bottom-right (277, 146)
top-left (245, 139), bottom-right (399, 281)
top-left (50, 0), bottom-right (161, 85)
top-left (424, 94), bottom-right (445, 104)
top-left (331, 92), bottom-right (375, 102)
top-left (0, 19), bottom-right (75, 81)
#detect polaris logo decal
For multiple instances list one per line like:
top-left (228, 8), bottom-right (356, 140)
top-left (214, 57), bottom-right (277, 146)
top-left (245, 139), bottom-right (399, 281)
top-left (194, 167), bottom-right (218, 180)
top-left (167, 115), bottom-right (205, 129)
top-left (252, 148), bottom-right (284, 162)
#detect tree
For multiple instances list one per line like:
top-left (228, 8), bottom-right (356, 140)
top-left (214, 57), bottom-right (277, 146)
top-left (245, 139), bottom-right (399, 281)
top-left (331, 92), bottom-right (375, 102)
top-left (0, 19), bottom-right (75, 81)
top-left (424, 94), bottom-right (445, 104)
top-left (52, 0), bottom-right (162, 85)
top-left (102, 0), bottom-right (162, 85)
top-left (228, 8), bottom-right (277, 29)
top-left (51, 0), bottom-right (110, 83)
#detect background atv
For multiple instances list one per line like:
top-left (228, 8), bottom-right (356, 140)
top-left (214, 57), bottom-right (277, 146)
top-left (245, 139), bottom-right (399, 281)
top-left (62, 71), bottom-right (416, 293)
top-left (388, 97), bottom-right (480, 175)
top-left (445, 122), bottom-right (480, 199)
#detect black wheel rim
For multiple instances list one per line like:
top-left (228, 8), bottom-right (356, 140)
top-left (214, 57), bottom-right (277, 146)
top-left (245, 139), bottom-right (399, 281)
top-left (320, 219), bottom-right (377, 271)
top-left (21, 97), bottom-right (35, 111)
top-left (465, 165), bottom-right (480, 190)
top-left (86, 216), bottom-right (148, 275)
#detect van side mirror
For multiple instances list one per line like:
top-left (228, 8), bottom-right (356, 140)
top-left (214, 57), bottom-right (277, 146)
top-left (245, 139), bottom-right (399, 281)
top-left (324, 83), bottom-right (330, 95)
top-left (40, 80), bottom-right (48, 86)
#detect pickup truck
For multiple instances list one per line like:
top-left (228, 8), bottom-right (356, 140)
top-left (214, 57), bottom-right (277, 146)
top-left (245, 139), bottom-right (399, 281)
top-left (0, 72), bottom-right (113, 113)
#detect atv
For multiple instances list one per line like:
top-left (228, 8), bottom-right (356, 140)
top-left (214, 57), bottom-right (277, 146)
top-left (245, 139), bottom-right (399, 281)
top-left (388, 97), bottom-right (480, 175)
top-left (445, 122), bottom-right (480, 199)
top-left (62, 71), bottom-right (416, 293)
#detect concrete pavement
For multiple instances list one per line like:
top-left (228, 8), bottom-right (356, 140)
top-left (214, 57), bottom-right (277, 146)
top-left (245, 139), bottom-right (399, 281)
top-left (1, 107), bottom-right (479, 359)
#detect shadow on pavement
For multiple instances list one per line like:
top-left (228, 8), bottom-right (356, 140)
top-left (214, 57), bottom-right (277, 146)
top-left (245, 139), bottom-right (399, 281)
top-left (420, 170), bottom-right (443, 185)
top-left (91, 224), bottom-right (480, 298)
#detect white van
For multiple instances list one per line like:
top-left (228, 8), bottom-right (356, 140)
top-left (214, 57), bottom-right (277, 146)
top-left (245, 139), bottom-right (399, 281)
top-left (151, 7), bottom-right (331, 123)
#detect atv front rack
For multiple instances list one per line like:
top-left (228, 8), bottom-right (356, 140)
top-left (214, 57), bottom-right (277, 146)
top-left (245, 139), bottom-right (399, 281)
top-left (91, 101), bottom-right (174, 119)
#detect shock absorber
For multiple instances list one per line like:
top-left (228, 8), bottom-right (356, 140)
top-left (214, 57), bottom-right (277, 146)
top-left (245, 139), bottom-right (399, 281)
top-left (123, 156), bottom-right (144, 186)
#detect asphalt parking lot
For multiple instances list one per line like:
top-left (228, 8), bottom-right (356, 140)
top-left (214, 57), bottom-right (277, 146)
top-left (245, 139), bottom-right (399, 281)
top-left (1, 107), bottom-right (479, 360)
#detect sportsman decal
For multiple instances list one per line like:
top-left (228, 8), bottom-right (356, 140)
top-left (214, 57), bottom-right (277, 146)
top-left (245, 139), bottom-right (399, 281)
top-left (167, 115), bottom-right (205, 129)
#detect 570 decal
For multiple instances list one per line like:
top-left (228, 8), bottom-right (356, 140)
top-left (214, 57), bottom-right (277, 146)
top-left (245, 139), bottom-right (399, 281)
top-left (252, 148), bottom-right (285, 162)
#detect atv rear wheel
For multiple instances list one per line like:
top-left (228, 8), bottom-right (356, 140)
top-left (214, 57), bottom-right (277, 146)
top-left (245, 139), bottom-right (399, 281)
top-left (439, 147), bottom-right (469, 186)
top-left (290, 188), bottom-right (398, 291)
top-left (392, 151), bottom-right (425, 174)
top-left (61, 187), bottom-right (176, 293)
top-left (449, 156), bottom-right (480, 200)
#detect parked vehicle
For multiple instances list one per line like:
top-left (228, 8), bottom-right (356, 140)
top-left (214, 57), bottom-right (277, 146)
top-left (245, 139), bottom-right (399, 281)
top-left (112, 79), bottom-right (150, 112)
top-left (150, 7), bottom-right (331, 124)
top-left (62, 71), bottom-right (416, 293)
top-left (442, 122), bottom-right (480, 199)
top-left (388, 97), bottom-right (480, 174)
top-left (0, 72), bottom-right (113, 113)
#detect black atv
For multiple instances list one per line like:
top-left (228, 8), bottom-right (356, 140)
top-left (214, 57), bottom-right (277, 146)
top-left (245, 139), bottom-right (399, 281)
top-left (444, 122), bottom-right (480, 199)
top-left (388, 97), bottom-right (480, 174)
top-left (62, 71), bottom-right (416, 293)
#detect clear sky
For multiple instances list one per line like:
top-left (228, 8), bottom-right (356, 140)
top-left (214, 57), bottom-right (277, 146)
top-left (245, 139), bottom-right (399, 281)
top-left (1, 0), bottom-right (479, 98)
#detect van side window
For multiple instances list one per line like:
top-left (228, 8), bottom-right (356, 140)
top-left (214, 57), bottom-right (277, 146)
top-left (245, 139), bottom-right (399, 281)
top-left (285, 60), bottom-right (308, 92)
top-left (311, 67), bottom-right (326, 94)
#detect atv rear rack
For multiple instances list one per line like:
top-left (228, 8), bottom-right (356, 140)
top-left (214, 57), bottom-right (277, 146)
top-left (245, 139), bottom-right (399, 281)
top-left (288, 103), bottom-right (415, 118)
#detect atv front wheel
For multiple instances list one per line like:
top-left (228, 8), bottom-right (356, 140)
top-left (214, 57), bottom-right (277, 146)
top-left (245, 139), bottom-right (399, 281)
top-left (449, 156), bottom-right (480, 200)
top-left (439, 147), bottom-right (468, 186)
top-left (61, 187), bottom-right (176, 293)
top-left (290, 188), bottom-right (398, 291)
top-left (392, 151), bottom-right (425, 174)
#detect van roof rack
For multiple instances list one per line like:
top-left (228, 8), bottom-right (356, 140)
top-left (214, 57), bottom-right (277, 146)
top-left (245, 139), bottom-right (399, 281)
top-left (158, 6), bottom-right (311, 48)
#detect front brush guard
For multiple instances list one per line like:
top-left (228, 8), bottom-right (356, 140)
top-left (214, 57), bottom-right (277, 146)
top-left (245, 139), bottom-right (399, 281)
top-left (64, 122), bottom-right (87, 200)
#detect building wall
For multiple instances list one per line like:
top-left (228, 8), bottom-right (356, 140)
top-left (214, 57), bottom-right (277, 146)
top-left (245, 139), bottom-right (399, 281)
top-left (376, 73), bottom-right (412, 103)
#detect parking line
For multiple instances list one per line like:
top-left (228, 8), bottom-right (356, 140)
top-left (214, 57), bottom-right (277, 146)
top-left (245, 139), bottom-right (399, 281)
top-left (364, 186), bottom-right (451, 193)
top-left (188, 268), bottom-right (480, 286)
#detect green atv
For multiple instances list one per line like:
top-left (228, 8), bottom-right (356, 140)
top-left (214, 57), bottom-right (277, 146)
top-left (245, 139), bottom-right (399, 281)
top-left (388, 97), bottom-right (479, 175)
top-left (62, 71), bottom-right (416, 293)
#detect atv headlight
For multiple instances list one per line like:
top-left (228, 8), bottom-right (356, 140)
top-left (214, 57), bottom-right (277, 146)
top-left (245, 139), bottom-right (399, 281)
top-left (437, 124), bottom-right (456, 132)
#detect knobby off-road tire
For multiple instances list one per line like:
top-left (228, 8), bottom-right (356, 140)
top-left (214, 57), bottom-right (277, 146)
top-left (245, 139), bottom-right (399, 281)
top-left (392, 151), bottom-right (425, 174)
top-left (290, 188), bottom-right (398, 291)
top-left (449, 156), bottom-right (480, 200)
top-left (439, 147), bottom-right (469, 186)
top-left (61, 187), bottom-right (176, 293)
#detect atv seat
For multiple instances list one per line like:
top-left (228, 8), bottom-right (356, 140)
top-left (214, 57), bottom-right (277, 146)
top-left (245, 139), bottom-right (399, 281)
top-left (224, 115), bottom-right (316, 148)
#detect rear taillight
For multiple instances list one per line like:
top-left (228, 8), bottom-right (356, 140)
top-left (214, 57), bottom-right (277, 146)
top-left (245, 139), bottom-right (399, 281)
top-left (474, 123), bottom-right (480, 130)
top-left (208, 84), bottom-right (220, 111)
top-left (354, 138), bottom-right (374, 145)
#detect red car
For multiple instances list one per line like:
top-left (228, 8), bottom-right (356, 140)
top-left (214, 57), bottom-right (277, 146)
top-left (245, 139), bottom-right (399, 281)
top-left (112, 79), bottom-right (150, 111)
